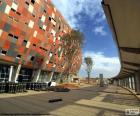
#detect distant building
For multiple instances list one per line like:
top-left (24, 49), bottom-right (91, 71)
top-left (0, 0), bottom-right (82, 83)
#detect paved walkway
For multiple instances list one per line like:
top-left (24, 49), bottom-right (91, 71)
top-left (0, 85), bottom-right (139, 116)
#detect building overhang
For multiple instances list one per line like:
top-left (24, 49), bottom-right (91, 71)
top-left (102, 0), bottom-right (140, 79)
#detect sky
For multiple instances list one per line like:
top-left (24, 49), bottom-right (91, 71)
top-left (52, 0), bottom-right (121, 78)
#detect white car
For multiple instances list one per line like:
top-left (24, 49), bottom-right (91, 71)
top-left (46, 81), bottom-right (56, 87)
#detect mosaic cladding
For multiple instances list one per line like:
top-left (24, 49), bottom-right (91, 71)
top-left (0, 0), bottom-right (82, 74)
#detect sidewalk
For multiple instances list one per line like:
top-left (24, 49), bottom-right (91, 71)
top-left (121, 86), bottom-right (140, 101)
top-left (0, 83), bottom-right (94, 99)
top-left (0, 90), bottom-right (49, 99)
top-left (50, 85), bottom-right (140, 116)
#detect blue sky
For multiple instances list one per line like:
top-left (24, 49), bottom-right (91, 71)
top-left (52, 0), bottom-right (121, 78)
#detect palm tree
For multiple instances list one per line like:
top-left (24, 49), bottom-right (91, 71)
top-left (61, 29), bottom-right (84, 81)
top-left (84, 57), bottom-right (93, 84)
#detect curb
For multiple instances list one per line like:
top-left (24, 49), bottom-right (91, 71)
top-left (120, 86), bottom-right (140, 101)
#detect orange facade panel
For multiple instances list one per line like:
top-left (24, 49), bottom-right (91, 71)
top-left (0, 0), bottom-right (82, 74)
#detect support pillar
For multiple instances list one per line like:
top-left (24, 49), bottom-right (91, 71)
top-left (130, 76), bottom-right (134, 90)
top-left (49, 71), bottom-right (54, 82)
top-left (14, 64), bottom-right (21, 83)
top-left (129, 77), bottom-right (132, 89)
top-left (126, 77), bottom-right (129, 88)
top-left (32, 69), bottom-right (41, 82)
top-left (134, 71), bottom-right (140, 94)
top-left (8, 66), bottom-right (13, 82)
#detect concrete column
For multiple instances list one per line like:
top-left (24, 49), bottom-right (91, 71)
top-left (49, 71), bottom-right (54, 82)
top-left (130, 76), bottom-right (134, 90)
top-left (32, 69), bottom-right (41, 82)
top-left (123, 78), bottom-right (126, 87)
top-left (14, 64), bottom-right (21, 83)
top-left (120, 79), bottom-right (122, 86)
top-left (8, 66), bottom-right (13, 82)
top-left (134, 71), bottom-right (140, 94)
top-left (132, 76), bottom-right (135, 90)
top-left (123, 79), bottom-right (125, 87)
top-left (126, 77), bottom-right (129, 88)
top-left (129, 77), bottom-right (132, 89)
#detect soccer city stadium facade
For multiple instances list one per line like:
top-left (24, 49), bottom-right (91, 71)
top-left (0, 0), bottom-right (82, 83)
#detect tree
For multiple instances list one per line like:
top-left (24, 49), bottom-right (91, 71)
top-left (61, 29), bottom-right (84, 80)
top-left (84, 57), bottom-right (93, 84)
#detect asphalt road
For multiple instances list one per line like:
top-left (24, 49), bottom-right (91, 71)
top-left (0, 85), bottom-right (139, 116)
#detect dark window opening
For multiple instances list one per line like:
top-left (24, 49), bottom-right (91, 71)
top-left (14, 36), bottom-right (18, 39)
top-left (49, 17), bottom-right (51, 21)
top-left (16, 54), bottom-right (21, 59)
top-left (33, 44), bottom-right (36, 46)
top-left (8, 33), bottom-right (13, 37)
top-left (16, 12), bottom-right (21, 15)
top-left (11, 8), bottom-right (16, 12)
top-left (0, 65), bottom-right (10, 82)
top-left (25, 1), bottom-right (29, 5)
top-left (31, 0), bottom-right (35, 4)
top-left (59, 26), bottom-right (61, 30)
top-left (18, 68), bottom-right (33, 82)
top-left (23, 40), bottom-right (27, 45)
top-left (30, 56), bottom-right (35, 61)
top-left (25, 22), bottom-right (28, 25)
top-left (44, 9), bottom-right (46, 13)
top-left (49, 61), bottom-right (53, 64)
top-left (32, 14), bottom-right (35, 17)
top-left (1, 50), bottom-right (7, 55)
top-left (8, 16), bottom-right (13, 20)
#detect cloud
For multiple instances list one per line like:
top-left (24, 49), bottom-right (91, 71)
top-left (52, 0), bottom-right (104, 28)
top-left (79, 51), bottom-right (121, 78)
top-left (93, 26), bottom-right (107, 36)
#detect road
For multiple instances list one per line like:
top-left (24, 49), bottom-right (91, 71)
top-left (0, 85), bottom-right (139, 116)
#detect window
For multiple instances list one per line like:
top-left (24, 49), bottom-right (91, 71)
top-left (32, 14), bottom-right (35, 17)
top-left (28, 4), bottom-right (34, 13)
top-left (52, 13), bottom-right (55, 19)
top-left (33, 31), bottom-right (37, 37)
top-left (16, 54), bottom-right (21, 59)
top-left (49, 17), bottom-right (51, 21)
top-left (11, 8), bottom-right (16, 12)
top-left (25, 1), bottom-right (29, 5)
top-left (46, 60), bottom-right (49, 64)
top-left (14, 35), bottom-right (18, 40)
top-left (28, 20), bottom-right (34, 28)
top-left (8, 33), bottom-right (13, 37)
top-left (26, 41), bottom-right (31, 48)
top-left (58, 26), bottom-right (61, 30)
top-left (30, 56), bottom-right (35, 61)
top-left (51, 29), bottom-right (56, 36)
top-left (11, 2), bottom-right (18, 11)
top-left (33, 44), bottom-right (36, 47)
top-left (31, 0), bottom-right (35, 4)
top-left (1, 50), bottom-right (7, 55)
top-left (41, 15), bottom-right (46, 22)
top-left (5, 5), bottom-right (11, 15)
top-left (16, 12), bottom-right (21, 15)
top-left (23, 40), bottom-right (27, 45)
top-left (42, 25), bottom-right (46, 31)
top-left (44, 9), bottom-right (46, 13)
top-left (49, 52), bottom-right (53, 58)
top-left (0, 29), bottom-right (3, 37)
